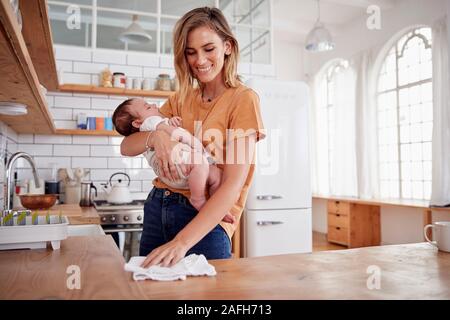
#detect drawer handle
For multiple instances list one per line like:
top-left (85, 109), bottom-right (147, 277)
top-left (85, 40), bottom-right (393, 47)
top-left (336, 227), bottom-right (341, 230)
top-left (336, 214), bottom-right (340, 217)
top-left (335, 201), bottom-right (340, 205)
top-left (256, 221), bottom-right (284, 226)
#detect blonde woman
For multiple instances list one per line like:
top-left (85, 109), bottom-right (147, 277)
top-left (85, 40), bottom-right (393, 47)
top-left (120, 7), bottom-right (265, 267)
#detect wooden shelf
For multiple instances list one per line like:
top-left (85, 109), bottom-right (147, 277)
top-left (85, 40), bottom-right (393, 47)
top-left (0, 0), bottom-right (55, 134)
top-left (20, 0), bottom-right (58, 91)
top-left (55, 129), bottom-right (120, 136)
top-left (59, 84), bottom-right (175, 98)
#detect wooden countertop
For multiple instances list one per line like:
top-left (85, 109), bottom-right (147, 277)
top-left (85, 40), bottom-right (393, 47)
top-left (0, 236), bottom-right (449, 299)
top-left (31, 204), bottom-right (100, 225)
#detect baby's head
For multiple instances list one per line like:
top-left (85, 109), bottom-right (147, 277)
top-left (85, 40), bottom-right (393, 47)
top-left (112, 98), bottom-right (160, 136)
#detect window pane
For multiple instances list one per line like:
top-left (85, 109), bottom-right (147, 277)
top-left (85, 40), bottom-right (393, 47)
top-left (235, 26), bottom-right (251, 62)
top-left (400, 143), bottom-right (411, 161)
top-left (412, 181), bottom-right (423, 199)
top-left (49, 4), bottom-right (92, 47)
top-left (402, 180), bottom-right (412, 198)
top-left (411, 161), bottom-right (423, 180)
top-left (411, 143), bottom-right (422, 161)
top-left (97, 11), bottom-right (157, 53)
top-left (160, 18), bottom-right (177, 54)
top-left (162, 0), bottom-right (215, 16)
top-left (401, 161), bottom-right (411, 180)
top-left (97, 0), bottom-right (157, 13)
top-left (423, 161), bottom-right (432, 181)
top-left (251, 28), bottom-right (271, 64)
top-left (420, 82), bottom-right (432, 102)
top-left (422, 142), bottom-right (432, 161)
top-left (424, 181), bottom-right (432, 199)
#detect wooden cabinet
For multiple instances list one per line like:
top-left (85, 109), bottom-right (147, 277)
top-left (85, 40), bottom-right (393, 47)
top-left (327, 200), bottom-right (380, 248)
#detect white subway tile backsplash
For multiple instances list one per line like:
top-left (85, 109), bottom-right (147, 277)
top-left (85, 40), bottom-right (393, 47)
top-left (127, 52), bottom-right (159, 67)
top-left (90, 169), bottom-right (122, 181)
top-left (55, 46), bottom-right (91, 61)
top-left (73, 61), bottom-right (108, 74)
top-left (108, 157), bottom-right (142, 169)
top-left (90, 145), bottom-right (121, 157)
top-left (142, 179), bottom-right (156, 191)
top-left (159, 55), bottom-right (174, 69)
top-left (61, 72), bottom-right (91, 85)
top-left (45, 95), bottom-right (55, 107)
top-left (50, 108), bottom-right (73, 120)
top-left (129, 181), bottom-right (142, 192)
top-left (143, 67), bottom-right (175, 79)
top-left (91, 98), bottom-right (120, 110)
top-left (109, 64), bottom-right (143, 78)
top-left (72, 109), bottom-right (108, 118)
top-left (93, 50), bottom-right (126, 64)
top-left (72, 135), bottom-right (109, 145)
top-left (72, 157), bottom-right (107, 168)
top-left (17, 134), bottom-right (33, 143)
top-left (128, 169), bottom-right (156, 180)
top-left (18, 144), bottom-right (53, 156)
top-left (17, 168), bottom-right (53, 182)
top-left (54, 145), bottom-right (90, 156)
top-left (54, 120), bottom-right (77, 129)
top-left (56, 60), bottom-right (73, 73)
top-left (34, 135), bottom-right (72, 144)
top-left (109, 136), bottom-right (124, 145)
top-left (34, 157), bottom-right (71, 169)
top-left (47, 91), bottom-right (72, 97)
top-left (54, 96), bottom-right (91, 109)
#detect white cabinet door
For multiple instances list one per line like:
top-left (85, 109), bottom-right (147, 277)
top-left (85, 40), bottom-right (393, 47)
top-left (244, 208), bottom-right (312, 257)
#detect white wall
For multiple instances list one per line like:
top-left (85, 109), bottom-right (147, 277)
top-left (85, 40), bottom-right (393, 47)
top-left (309, 0), bottom-right (449, 244)
top-left (273, 30), bottom-right (306, 81)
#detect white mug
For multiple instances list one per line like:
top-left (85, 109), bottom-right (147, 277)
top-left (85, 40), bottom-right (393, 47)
top-left (424, 221), bottom-right (450, 252)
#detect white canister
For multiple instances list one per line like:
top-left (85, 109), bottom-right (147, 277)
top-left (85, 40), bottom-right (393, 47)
top-left (125, 77), bottom-right (133, 89)
top-left (142, 78), bottom-right (150, 90)
top-left (113, 72), bottom-right (126, 88)
top-left (133, 78), bottom-right (142, 90)
top-left (65, 183), bottom-right (81, 204)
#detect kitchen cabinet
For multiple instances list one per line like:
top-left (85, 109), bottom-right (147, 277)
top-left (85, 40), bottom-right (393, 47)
top-left (327, 200), bottom-right (380, 248)
top-left (0, 0), bottom-right (56, 134)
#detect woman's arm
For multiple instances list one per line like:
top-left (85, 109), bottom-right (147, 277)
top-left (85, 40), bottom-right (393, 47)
top-left (141, 134), bottom-right (257, 267)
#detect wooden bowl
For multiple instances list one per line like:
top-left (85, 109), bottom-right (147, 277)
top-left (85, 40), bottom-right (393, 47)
top-left (19, 194), bottom-right (57, 210)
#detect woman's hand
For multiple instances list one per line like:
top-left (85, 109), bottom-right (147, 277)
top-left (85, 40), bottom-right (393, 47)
top-left (140, 237), bottom-right (189, 268)
top-left (153, 130), bottom-right (190, 181)
top-left (168, 116), bottom-right (182, 127)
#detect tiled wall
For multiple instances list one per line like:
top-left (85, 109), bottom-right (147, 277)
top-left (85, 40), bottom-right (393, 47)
top-left (1, 45), bottom-right (275, 205)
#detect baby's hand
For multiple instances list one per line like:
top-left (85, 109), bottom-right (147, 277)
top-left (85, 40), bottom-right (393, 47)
top-left (168, 116), bottom-right (182, 127)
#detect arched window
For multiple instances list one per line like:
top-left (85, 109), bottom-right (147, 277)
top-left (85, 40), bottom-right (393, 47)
top-left (315, 60), bottom-right (350, 193)
top-left (377, 27), bottom-right (432, 200)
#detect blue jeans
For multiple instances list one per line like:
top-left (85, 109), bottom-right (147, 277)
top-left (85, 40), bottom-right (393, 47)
top-left (139, 187), bottom-right (231, 260)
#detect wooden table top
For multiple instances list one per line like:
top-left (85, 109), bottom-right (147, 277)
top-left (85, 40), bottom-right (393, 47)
top-left (32, 204), bottom-right (100, 225)
top-left (0, 236), bottom-right (449, 300)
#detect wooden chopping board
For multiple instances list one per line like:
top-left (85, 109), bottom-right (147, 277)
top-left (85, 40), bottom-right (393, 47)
top-left (33, 204), bottom-right (100, 225)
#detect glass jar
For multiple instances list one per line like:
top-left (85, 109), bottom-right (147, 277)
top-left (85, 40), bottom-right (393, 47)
top-left (113, 72), bottom-right (126, 88)
top-left (156, 74), bottom-right (171, 91)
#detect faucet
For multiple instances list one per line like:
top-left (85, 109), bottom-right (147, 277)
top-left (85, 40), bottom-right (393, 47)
top-left (3, 152), bottom-right (40, 211)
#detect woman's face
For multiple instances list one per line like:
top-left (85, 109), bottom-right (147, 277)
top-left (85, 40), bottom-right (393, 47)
top-left (185, 25), bottom-right (231, 85)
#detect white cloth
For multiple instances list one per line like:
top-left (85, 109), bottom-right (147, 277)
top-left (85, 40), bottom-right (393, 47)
top-left (124, 254), bottom-right (217, 281)
top-left (140, 115), bottom-right (168, 132)
top-left (430, 17), bottom-right (450, 206)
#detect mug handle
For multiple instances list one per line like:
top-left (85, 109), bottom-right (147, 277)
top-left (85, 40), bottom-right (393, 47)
top-left (423, 224), bottom-right (437, 246)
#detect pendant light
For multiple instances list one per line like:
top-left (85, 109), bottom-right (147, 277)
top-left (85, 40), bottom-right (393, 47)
top-left (305, 0), bottom-right (335, 52)
top-left (119, 14), bottom-right (152, 44)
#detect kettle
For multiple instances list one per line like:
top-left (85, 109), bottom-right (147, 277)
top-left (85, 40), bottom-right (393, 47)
top-left (104, 172), bottom-right (132, 204)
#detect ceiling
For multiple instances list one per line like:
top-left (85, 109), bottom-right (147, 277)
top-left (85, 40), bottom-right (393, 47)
top-left (273, 0), bottom-right (399, 43)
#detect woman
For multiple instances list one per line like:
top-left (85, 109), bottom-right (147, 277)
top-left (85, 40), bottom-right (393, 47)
top-left (120, 7), bottom-right (265, 267)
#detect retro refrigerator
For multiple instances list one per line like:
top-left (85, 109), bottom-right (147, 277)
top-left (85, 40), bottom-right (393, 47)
top-left (244, 79), bottom-right (312, 257)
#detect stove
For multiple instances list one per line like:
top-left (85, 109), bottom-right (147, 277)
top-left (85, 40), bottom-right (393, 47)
top-left (93, 200), bottom-right (145, 225)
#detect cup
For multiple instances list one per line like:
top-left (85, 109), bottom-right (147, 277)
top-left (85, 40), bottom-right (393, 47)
top-left (96, 117), bottom-right (105, 130)
top-left (45, 181), bottom-right (60, 194)
top-left (77, 113), bottom-right (87, 129)
top-left (125, 77), bottom-right (133, 89)
top-left (142, 78), bottom-right (150, 90)
top-left (424, 221), bottom-right (450, 252)
top-left (104, 117), bottom-right (113, 131)
top-left (87, 117), bottom-right (96, 130)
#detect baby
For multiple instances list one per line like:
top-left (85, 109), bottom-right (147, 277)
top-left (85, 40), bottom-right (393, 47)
top-left (112, 98), bottom-right (233, 222)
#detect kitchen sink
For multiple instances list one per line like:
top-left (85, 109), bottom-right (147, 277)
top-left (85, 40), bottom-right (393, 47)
top-left (67, 224), bottom-right (105, 237)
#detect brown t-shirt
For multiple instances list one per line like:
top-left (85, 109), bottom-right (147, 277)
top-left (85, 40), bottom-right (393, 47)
top-left (154, 83), bottom-right (265, 239)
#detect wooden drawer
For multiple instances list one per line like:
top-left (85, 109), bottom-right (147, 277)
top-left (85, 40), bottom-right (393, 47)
top-left (328, 212), bottom-right (349, 228)
top-left (327, 200), bottom-right (350, 215)
top-left (327, 226), bottom-right (348, 246)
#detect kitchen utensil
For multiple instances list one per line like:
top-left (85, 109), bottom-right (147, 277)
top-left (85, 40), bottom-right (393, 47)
top-left (66, 168), bottom-right (74, 182)
top-left (80, 181), bottom-right (97, 207)
top-left (74, 167), bottom-right (85, 181)
top-left (105, 172), bottom-right (133, 204)
top-left (65, 182), bottom-right (81, 204)
top-left (424, 221), bottom-right (450, 252)
top-left (19, 194), bottom-right (57, 210)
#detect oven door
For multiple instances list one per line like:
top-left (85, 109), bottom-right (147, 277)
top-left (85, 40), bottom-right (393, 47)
top-left (102, 224), bottom-right (143, 261)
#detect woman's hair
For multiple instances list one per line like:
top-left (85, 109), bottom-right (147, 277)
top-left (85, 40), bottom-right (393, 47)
top-left (173, 7), bottom-right (240, 102)
top-left (112, 98), bottom-right (140, 136)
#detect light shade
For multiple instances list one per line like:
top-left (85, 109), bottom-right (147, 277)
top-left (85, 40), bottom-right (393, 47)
top-left (305, 21), bottom-right (335, 52)
top-left (119, 15), bottom-right (152, 44)
top-left (0, 102), bottom-right (27, 116)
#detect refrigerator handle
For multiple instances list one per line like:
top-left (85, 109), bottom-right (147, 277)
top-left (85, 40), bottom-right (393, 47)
top-left (256, 195), bottom-right (283, 200)
top-left (256, 221), bottom-right (284, 226)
